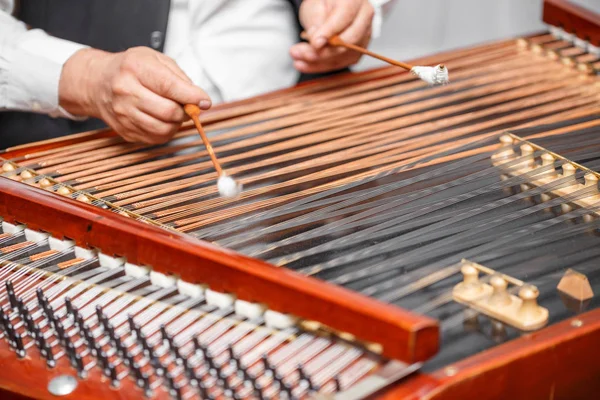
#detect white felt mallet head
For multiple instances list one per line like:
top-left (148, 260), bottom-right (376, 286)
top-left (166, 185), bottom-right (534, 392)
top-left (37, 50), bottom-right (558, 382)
top-left (217, 174), bottom-right (242, 198)
top-left (410, 64), bottom-right (449, 86)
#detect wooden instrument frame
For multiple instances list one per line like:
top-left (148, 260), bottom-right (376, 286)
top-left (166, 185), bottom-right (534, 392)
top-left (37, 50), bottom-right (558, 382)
top-left (2, 166), bottom-right (600, 400)
top-left (543, 0), bottom-right (600, 46)
top-left (2, 1), bottom-right (600, 398)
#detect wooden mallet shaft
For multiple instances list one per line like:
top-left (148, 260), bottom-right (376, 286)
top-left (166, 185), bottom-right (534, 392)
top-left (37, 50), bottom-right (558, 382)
top-left (300, 31), bottom-right (414, 71)
top-left (184, 104), bottom-right (223, 176)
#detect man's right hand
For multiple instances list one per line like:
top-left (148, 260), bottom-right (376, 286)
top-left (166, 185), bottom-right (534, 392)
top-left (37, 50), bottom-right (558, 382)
top-left (58, 47), bottom-right (211, 144)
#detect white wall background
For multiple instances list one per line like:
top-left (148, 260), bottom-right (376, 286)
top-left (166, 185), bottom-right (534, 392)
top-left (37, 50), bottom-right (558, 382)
top-left (356, 0), bottom-right (600, 71)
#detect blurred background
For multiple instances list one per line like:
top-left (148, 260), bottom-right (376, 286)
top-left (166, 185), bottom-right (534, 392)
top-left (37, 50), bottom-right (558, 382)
top-left (357, 0), bottom-right (600, 70)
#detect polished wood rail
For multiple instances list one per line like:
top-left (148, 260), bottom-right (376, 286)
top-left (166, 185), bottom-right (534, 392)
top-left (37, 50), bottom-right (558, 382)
top-left (381, 308), bottom-right (600, 400)
top-left (0, 177), bottom-right (439, 363)
top-left (543, 0), bottom-right (600, 46)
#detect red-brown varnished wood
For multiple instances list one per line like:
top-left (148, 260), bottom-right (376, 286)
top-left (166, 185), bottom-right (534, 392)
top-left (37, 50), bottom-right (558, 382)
top-left (0, 177), bottom-right (439, 363)
top-left (543, 0), bottom-right (600, 46)
top-left (379, 309), bottom-right (600, 400)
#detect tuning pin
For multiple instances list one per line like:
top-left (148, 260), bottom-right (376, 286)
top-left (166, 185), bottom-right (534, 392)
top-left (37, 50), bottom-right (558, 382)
top-left (36, 288), bottom-right (45, 306)
top-left (107, 363), bottom-right (119, 388)
top-left (104, 321), bottom-right (116, 342)
top-left (261, 354), bottom-right (273, 376)
top-left (0, 307), bottom-right (8, 333)
top-left (96, 305), bottom-right (110, 328)
top-left (160, 324), bottom-right (170, 343)
top-left (198, 381), bottom-right (214, 400)
top-left (297, 364), bottom-right (315, 391)
top-left (54, 318), bottom-right (66, 343)
top-left (4, 320), bottom-right (16, 347)
top-left (142, 374), bottom-right (152, 398)
top-left (65, 338), bottom-right (77, 364)
top-left (334, 375), bottom-right (342, 392)
top-left (228, 346), bottom-right (240, 370)
top-left (14, 332), bottom-right (26, 358)
top-left (41, 300), bottom-right (57, 328)
top-left (184, 359), bottom-right (198, 385)
top-left (254, 381), bottom-right (268, 400)
top-left (150, 353), bottom-right (164, 375)
top-left (46, 346), bottom-right (56, 368)
top-left (205, 351), bottom-right (217, 373)
top-left (131, 361), bottom-right (144, 386)
top-left (138, 331), bottom-right (153, 357)
top-left (36, 328), bottom-right (48, 355)
top-left (128, 314), bottom-right (139, 336)
top-left (217, 366), bottom-right (231, 390)
top-left (165, 371), bottom-right (180, 399)
top-left (272, 372), bottom-right (291, 397)
top-left (240, 363), bottom-right (256, 385)
top-left (64, 297), bottom-right (74, 316)
top-left (6, 280), bottom-right (17, 310)
top-left (173, 342), bottom-right (184, 364)
top-left (97, 350), bottom-right (109, 370)
top-left (114, 334), bottom-right (128, 357)
top-left (194, 337), bottom-right (207, 356)
top-left (73, 353), bottom-right (86, 378)
top-left (80, 325), bottom-right (98, 355)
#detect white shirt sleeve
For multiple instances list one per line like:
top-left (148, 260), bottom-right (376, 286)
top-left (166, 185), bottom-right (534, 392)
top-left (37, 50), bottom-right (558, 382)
top-left (0, 3), bottom-right (89, 118)
top-left (369, 0), bottom-right (396, 38)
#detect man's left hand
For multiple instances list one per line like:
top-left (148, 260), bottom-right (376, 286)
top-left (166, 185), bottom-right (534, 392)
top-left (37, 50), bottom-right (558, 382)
top-left (291, 0), bottom-right (374, 74)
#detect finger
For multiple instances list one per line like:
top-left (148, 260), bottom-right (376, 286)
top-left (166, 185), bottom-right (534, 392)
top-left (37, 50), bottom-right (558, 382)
top-left (157, 54), bottom-right (193, 83)
top-left (338, 2), bottom-right (374, 45)
top-left (312, 3), bottom-right (361, 49)
top-left (293, 52), bottom-right (360, 74)
top-left (137, 63), bottom-right (212, 110)
top-left (290, 42), bottom-right (319, 62)
top-left (299, 0), bottom-right (327, 33)
top-left (133, 84), bottom-right (186, 123)
top-left (128, 108), bottom-right (180, 144)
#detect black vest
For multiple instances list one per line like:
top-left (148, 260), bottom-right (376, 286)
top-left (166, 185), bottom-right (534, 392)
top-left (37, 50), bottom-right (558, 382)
top-left (0, 0), bottom-right (340, 148)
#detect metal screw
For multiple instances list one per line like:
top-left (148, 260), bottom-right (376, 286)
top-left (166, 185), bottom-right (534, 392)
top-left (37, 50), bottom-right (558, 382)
top-left (571, 319), bottom-right (583, 328)
top-left (48, 375), bottom-right (78, 396)
top-left (444, 366), bottom-right (458, 376)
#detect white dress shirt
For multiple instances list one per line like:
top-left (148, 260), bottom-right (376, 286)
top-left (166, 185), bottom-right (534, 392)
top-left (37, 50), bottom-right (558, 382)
top-left (0, 0), bottom-right (390, 119)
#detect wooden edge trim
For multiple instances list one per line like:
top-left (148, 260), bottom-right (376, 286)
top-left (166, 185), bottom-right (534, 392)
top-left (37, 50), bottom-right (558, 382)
top-left (0, 177), bottom-right (439, 363)
top-left (379, 308), bottom-right (600, 399)
top-left (543, 0), bottom-right (600, 46)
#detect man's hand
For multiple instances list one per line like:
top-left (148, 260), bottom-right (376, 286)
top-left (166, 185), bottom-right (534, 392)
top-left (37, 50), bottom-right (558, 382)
top-left (59, 47), bottom-right (211, 144)
top-left (290, 0), bottom-right (374, 74)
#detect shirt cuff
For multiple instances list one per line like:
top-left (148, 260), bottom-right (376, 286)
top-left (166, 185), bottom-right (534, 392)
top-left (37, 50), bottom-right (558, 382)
top-left (369, 0), bottom-right (392, 39)
top-left (5, 29), bottom-right (89, 120)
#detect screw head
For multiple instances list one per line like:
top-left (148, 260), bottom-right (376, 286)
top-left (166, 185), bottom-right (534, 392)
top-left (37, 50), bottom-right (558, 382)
top-left (571, 319), bottom-right (583, 328)
top-left (48, 375), bottom-right (78, 396)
